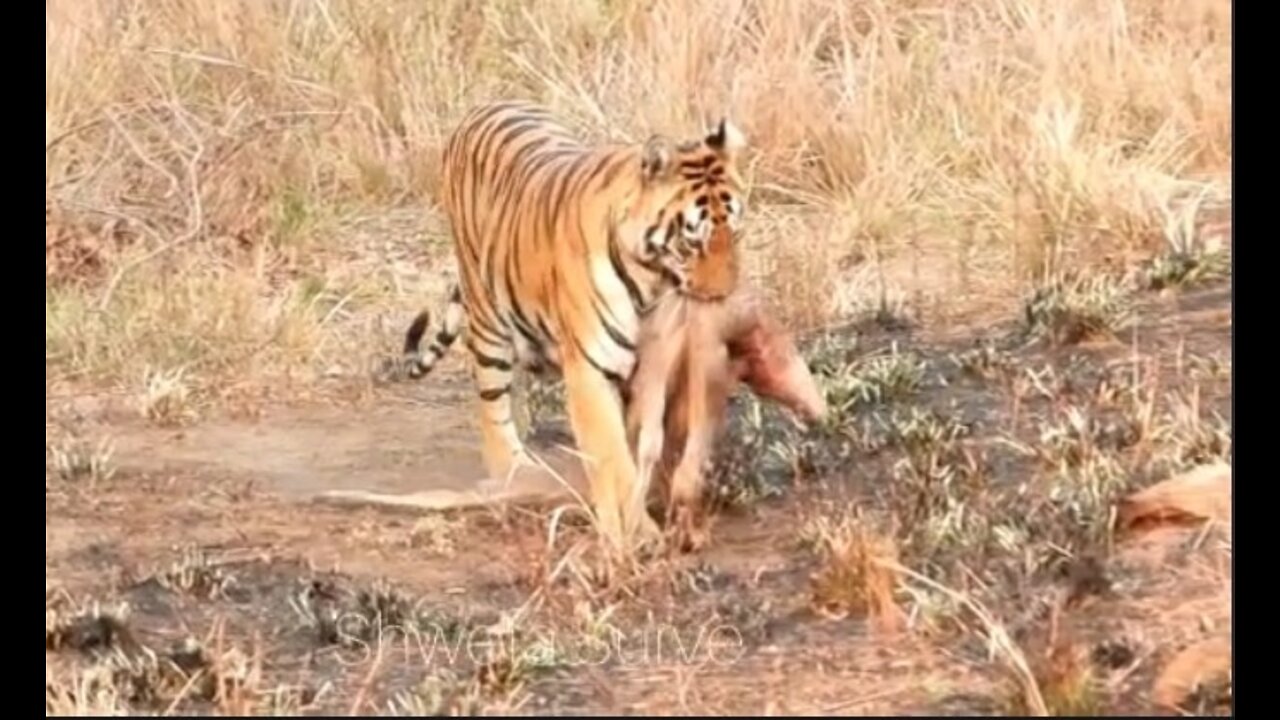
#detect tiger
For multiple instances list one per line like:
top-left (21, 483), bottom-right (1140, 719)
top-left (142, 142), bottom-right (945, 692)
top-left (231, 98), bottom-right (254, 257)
top-left (398, 100), bottom-right (750, 552)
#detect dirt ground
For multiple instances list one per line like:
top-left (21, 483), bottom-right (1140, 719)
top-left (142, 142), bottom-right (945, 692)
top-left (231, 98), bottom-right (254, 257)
top-left (46, 274), bottom-right (1231, 715)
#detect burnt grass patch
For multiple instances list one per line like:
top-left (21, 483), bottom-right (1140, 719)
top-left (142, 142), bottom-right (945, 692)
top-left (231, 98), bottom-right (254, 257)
top-left (692, 278), bottom-right (1230, 702)
top-left (47, 278), bottom-right (1230, 715)
top-left (47, 549), bottom-right (537, 715)
top-left (501, 276), bottom-right (1228, 683)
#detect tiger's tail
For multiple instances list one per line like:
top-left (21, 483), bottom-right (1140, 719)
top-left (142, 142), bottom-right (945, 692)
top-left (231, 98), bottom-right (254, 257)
top-left (402, 284), bottom-right (465, 379)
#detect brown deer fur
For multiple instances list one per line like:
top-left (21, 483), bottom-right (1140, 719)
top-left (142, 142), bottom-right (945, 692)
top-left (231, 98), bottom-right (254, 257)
top-left (624, 288), bottom-right (826, 551)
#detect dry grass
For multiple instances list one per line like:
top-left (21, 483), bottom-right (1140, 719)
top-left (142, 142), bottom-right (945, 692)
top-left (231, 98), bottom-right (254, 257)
top-left (45, 630), bottom-right (319, 717)
top-left (149, 544), bottom-right (240, 600)
top-left (46, 1), bottom-right (1230, 713)
top-left (1012, 615), bottom-right (1102, 717)
top-left (803, 505), bottom-right (904, 632)
top-left (46, 0), bottom-right (1231, 409)
top-left (48, 433), bottom-right (117, 487)
top-left (45, 320), bottom-right (1233, 716)
top-left (1021, 272), bottom-right (1137, 346)
top-left (45, 586), bottom-right (307, 717)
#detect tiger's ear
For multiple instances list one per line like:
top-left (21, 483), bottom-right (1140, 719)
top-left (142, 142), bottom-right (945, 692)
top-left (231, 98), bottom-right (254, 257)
top-left (705, 118), bottom-right (746, 155)
top-left (641, 135), bottom-right (677, 184)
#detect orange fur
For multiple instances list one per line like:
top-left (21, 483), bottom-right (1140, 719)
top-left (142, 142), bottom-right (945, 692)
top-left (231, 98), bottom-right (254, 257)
top-left (625, 287), bottom-right (826, 551)
top-left (397, 101), bottom-right (751, 553)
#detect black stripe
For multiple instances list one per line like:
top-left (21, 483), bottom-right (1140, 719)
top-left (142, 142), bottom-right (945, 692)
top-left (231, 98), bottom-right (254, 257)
top-left (569, 334), bottom-right (625, 387)
top-left (680, 155), bottom-right (715, 170)
top-left (489, 120), bottom-right (554, 176)
top-left (489, 141), bottom-right (546, 220)
top-left (458, 103), bottom-right (522, 157)
top-left (578, 217), bottom-right (635, 352)
top-left (519, 147), bottom-right (567, 177)
top-left (546, 160), bottom-right (581, 238)
top-left (489, 147), bottom-right (574, 260)
top-left (459, 182), bottom-right (484, 267)
top-left (479, 386), bottom-right (510, 402)
top-left (579, 153), bottom-right (618, 191)
top-left (503, 275), bottom-right (549, 359)
top-left (483, 130), bottom-right (535, 228)
top-left (480, 116), bottom-right (542, 170)
top-left (494, 151), bottom-right (572, 253)
top-left (488, 140), bottom-right (545, 206)
top-left (511, 311), bottom-right (544, 353)
top-left (597, 154), bottom-right (631, 188)
top-left (469, 114), bottom-right (546, 239)
top-left (536, 165), bottom-right (565, 242)
top-left (467, 310), bottom-right (510, 345)
top-left (596, 301), bottom-right (637, 353)
top-left (607, 225), bottom-right (647, 311)
top-left (456, 104), bottom-right (550, 266)
top-left (468, 343), bottom-right (513, 371)
top-left (637, 255), bottom-right (683, 287)
top-left (536, 316), bottom-right (558, 346)
top-left (466, 113), bottom-right (518, 240)
top-left (487, 180), bottom-right (526, 256)
top-left (636, 254), bottom-right (667, 275)
top-left (484, 216), bottom-right (506, 278)
top-left (511, 149), bottom-right (575, 202)
top-left (505, 294), bottom-right (546, 354)
top-left (404, 311), bottom-right (431, 354)
top-left (502, 263), bottom-right (545, 355)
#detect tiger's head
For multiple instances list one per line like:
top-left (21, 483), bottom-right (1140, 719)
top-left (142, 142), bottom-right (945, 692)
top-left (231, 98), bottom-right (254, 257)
top-left (634, 119), bottom-right (748, 302)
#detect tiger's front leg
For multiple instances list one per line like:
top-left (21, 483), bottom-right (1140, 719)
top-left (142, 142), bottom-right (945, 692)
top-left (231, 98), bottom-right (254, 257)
top-left (562, 354), bottom-right (662, 555)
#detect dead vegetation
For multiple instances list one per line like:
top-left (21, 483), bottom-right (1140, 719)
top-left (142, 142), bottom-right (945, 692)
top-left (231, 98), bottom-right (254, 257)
top-left (47, 0), bottom-right (1229, 714)
top-left (48, 434), bottom-right (117, 487)
top-left (45, 0), bottom-right (1229, 407)
top-left (803, 505), bottom-right (904, 632)
top-left (45, 279), bottom-right (1233, 715)
top-left (1022, 272), bottom-right (1137, 347)
top-left (46, 586), bottom-right (314, 716)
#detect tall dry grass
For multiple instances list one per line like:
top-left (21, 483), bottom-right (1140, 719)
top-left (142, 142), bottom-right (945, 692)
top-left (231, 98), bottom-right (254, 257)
top-left (45, 0), bottom-right (1230, 412)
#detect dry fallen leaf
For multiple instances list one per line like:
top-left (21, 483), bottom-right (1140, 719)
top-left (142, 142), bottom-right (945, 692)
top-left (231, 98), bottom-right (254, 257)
top-left (1116, 462), bottom-right (1230, 535)
top-left (1151, 636), bottom-right (1231, 713)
